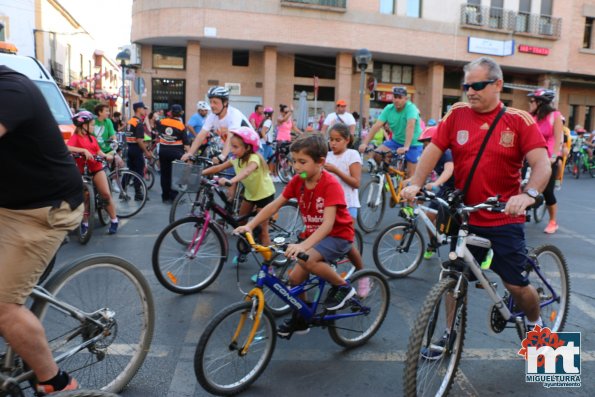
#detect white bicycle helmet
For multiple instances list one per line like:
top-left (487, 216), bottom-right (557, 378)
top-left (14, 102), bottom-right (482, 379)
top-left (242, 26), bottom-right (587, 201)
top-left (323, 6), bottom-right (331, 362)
top-left (196, 101), bottom-right (210, 110)
top-left (207, 86), bottom-right (230, 100)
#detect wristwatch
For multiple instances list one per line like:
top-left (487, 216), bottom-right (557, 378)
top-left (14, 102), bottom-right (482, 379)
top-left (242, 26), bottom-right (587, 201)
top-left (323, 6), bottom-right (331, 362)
top-left (523, 188), bottom-right (539, 199)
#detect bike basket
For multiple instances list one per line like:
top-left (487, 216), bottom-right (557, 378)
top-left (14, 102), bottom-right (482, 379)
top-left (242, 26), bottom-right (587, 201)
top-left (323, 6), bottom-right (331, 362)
top-left (171, 161), bottom-right (202, 192)
top-left (436, 204), bottom-right (461, 237)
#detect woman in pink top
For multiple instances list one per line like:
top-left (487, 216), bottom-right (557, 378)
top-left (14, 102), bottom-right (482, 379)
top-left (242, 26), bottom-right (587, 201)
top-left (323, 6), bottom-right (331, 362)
top-left (528, 89), bottom-right (563, 234)
top-left (277, 104), bottom-right (302, 142)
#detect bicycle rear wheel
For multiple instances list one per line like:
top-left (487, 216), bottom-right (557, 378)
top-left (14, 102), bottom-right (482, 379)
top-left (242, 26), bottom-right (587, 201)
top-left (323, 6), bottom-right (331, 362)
top-left (403, 277), bottom-right (467, 397)
top-left (78, 182), bottom-right (95, 245)
top-left (194, 301), bottom-right (276, 396)
top-left (152, 217), bottom-right (227, 294)
top-left (327, 270), bottom-right (390, 348)
top-left (269, 200), bottom-right (304, 242)
top-left (31, 255), bottom-right (155, 393)
top-left (143, 165), bottom-right (155, 190)
top-left (357, 177), bottom-right (386, 233)
top-left (169, 191), bottom-right (204, 224)
top-left (50, 391), bottom-right (120, 397)
top-left (109, 170), bottom-right (147, 218)
top-left (373, 222), bottom-right (424, 278)
top-left (528, 245), bottom-right (570, 332)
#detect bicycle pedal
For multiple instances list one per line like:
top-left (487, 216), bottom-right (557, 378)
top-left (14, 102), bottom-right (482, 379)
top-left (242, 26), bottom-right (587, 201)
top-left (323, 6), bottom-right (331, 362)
top-left (475, 281), bottom-right (497, 290)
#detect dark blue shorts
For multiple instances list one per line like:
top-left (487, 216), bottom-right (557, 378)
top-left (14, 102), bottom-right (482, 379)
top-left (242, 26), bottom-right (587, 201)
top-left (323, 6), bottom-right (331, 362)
top-left (313, 236), bottom-right (351, 264)
top-left (468, 223), bottom-right (529, 287)
top-left (382, 140), bottom-right (423, 164)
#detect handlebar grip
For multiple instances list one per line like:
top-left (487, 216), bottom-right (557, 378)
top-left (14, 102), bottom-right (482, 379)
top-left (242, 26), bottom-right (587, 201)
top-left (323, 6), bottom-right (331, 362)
top-left (224, 181), bottom-right (232, 187)
top-left (297, 252), bottom-right (309, 261)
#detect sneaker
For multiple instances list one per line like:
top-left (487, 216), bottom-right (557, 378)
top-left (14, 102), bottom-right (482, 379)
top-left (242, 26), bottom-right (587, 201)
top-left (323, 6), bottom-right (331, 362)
top-left (111, 182), bottom-right (121, 193)
top-left (554, 180), bottom-right (561, 191)
top-left (420, 330), bottom-right (455, 360)
top-left (271, 175), bottom-right (281, 183)
top-left (37, 374), bottom-right (78, 394)
top-left (544, 221), bottom-right (559, 234)
top-left (423, 250), bottom-right (435, 260)
top-left (277, 312), bottom-right (310, 337)
top-left (324, 283), bottom-right (356, 311)
top-left (357, 277), bottom-right (371, 298)
top-left (108, 221), bottom-right (118, 235)
top-left (80, 223), bottom-right (88, 235)
top-left (135, 195), bottom-right (145, 202)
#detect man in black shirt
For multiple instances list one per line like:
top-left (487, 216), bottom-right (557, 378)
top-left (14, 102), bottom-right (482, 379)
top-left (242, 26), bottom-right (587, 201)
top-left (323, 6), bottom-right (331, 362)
top-left (0, 66), bottom-right (83, 393)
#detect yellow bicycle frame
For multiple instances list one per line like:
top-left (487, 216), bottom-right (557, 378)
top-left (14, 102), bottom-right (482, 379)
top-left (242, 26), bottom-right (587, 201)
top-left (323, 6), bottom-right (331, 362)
top-left (231, 232), bottom-right (271, 355)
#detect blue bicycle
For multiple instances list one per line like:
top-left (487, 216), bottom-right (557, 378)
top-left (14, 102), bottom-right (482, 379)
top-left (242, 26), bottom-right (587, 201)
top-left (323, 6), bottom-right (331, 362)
top-left (193, 233), bottom-right (390, 396)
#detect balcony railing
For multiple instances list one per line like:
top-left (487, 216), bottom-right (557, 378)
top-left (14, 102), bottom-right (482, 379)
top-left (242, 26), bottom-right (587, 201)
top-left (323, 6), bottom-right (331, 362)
top-left (460, 4), bottom-right (561, 39)
top-left (281, 0), bottom-right (347, 11)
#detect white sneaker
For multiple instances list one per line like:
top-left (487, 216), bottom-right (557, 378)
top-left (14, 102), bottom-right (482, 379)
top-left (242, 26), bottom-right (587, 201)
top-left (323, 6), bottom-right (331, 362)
top-left (111, 182), bottom-right (121, 193)
top-left (271, 175), bottom-right (280, 183)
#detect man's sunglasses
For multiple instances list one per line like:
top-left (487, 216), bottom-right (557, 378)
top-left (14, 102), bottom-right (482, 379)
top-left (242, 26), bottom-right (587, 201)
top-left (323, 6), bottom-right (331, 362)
top-left (462, 80), bottom-right (496, 92)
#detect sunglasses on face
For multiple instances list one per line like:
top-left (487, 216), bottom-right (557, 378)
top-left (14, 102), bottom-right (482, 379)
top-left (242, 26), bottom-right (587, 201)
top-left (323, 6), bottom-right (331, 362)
top-left (462, 80), bottom-right (496, 92)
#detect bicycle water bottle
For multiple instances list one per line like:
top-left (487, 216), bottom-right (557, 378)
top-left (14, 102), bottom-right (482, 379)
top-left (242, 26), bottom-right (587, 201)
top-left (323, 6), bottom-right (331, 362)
top-left (480, 249), bottom-right (493, 270)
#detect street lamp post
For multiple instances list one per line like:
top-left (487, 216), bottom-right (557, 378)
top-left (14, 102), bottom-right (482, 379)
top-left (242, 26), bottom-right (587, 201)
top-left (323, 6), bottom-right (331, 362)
top-left (354, 48), bottom-right (372, 144)
top-left (116, 48), bottom-right (131, 119)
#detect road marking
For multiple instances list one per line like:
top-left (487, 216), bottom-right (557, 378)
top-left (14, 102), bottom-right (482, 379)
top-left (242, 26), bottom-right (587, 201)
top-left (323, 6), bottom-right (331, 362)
top-left (570, 294), bottom-right (595, 321)
top-left (166, 294), bottom-right (213, 397)
top-left (266, 348), bottom-right (595, 362)
top-left (454, 370), bottom-right (480, 397)
top-left (557, 225), bottom-right (595, 247)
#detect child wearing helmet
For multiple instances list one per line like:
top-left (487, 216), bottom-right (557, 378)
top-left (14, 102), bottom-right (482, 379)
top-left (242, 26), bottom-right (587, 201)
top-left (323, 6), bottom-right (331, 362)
top-left (202, 127), bottom-right (275, 244)
top-left (417, 124), bottom-right (454, 259)
top-left (67, 110), bottom-right (119, 234)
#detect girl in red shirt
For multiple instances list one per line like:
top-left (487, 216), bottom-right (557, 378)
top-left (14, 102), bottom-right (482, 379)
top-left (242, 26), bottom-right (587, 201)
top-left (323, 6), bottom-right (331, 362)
top-left (67, 111), bottom-right (119, 234)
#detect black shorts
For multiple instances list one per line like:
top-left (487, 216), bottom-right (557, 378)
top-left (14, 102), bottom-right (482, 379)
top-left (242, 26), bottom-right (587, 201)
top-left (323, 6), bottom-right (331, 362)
top-left (468, 223), bottom-right (529, 287)
top-left (245, 194), bottom-right (275, 209)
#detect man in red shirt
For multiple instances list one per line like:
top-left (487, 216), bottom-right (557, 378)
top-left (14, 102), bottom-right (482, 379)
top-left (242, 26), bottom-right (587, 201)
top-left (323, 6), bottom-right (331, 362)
top-left (403, 57), bottom-right (551, 332)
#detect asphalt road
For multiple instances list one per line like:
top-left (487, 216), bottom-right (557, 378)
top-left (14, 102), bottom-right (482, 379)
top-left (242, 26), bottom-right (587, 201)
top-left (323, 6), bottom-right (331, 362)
top-left (54, 172), bottom-right (595, 397)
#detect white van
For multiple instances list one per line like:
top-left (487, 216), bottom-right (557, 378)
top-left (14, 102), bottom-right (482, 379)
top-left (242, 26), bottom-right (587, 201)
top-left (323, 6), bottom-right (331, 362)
top-left (0, 46), bottom-right (74, 140)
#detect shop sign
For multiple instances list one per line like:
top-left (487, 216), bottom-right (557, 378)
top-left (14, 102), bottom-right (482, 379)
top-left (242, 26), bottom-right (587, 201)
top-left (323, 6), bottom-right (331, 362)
top-left (468, 37), bottom-right (514, 57)
top-left (518, 45), bottom-right (550, 56)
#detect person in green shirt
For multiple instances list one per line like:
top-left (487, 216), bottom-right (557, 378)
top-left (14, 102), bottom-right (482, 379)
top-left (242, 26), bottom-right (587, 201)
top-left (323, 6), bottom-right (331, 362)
top-left (94, 104), bottom-right (124, 168)
top-left (358, 86), bottom-right (423, 177)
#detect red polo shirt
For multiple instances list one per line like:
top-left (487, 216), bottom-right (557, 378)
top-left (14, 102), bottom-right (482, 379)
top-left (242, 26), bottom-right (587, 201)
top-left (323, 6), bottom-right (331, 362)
top-left (432, 102), bottom-right (546, 227)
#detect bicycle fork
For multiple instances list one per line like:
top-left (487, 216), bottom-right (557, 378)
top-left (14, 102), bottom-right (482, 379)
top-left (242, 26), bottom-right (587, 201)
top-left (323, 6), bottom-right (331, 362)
top-left (186, 213), bottom-right (212, 257)
top-left (231, 288), bottom-right (265, 356)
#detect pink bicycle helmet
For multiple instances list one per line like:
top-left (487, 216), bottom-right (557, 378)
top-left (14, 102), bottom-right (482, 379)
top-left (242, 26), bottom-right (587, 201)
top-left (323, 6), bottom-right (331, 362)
top-left (419, 126), bottom-right (438, 142)
top-left (264, 107), bottom-right (274, 114)
top-left (230, 127), bottom-right (260, 153)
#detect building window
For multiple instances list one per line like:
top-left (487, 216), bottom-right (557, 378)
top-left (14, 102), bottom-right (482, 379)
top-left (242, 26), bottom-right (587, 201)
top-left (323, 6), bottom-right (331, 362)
top-left (380, 0), bottom-right (395, 15)
top-left (293, 84), bottom-right (335, 102)
top-left (374, 63), bottom-right (414, 85)
top-left (585, 106), bottom-right (593, 132)
top-left (232, 50), bottom-right (249, 67)
top-left (406, 0), bottom-right (421, 18)
top-left (489, 0), bottom-right (504, 29)
top-left (152, 78), bottom-right (186, 114)
top-left (584, 17), bottom-right (594, 49)
top-left (568, 105), bottom-right (578, 131)
top-left (540, 0), bottom-right (553, 16)
top-left (0, 22), bottom-right (5, 41)
top-left (294, 55), bottom-right (336, 79)
top-left (152, 46), bottom-right (186, 70)
top-left (516, 0), bottom-right (531, 32)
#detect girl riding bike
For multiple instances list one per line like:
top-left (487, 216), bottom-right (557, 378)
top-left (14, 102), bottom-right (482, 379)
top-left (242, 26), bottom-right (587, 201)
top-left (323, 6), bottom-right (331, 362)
top-left (202, 127), bottom-right (276, 245)
top-left (67, 110), bottom-right (119, 235)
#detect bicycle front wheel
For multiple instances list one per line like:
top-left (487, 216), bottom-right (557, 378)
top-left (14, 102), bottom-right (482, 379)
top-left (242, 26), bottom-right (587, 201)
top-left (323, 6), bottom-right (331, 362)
top-left (194, 301), bottom-right (276, 396)
top-left (357, 177), bottom-right (386, 233)
top-left (373, 222), bottom-right (424, 278)
top-left (403, 277), bottom-right (467, 397)
top-left (528, 245), bottom-right (570, 332)
top-left (328, 270), bottom-right (390, 348)
top-left (31, 255), bottom-right (155, 393)
top-left (532, 196), bottom-right (547, 224)
top-left (143, 165), bottom-right (155, 190)
top-left (110, 169), bottom-right (147, 218)
top-left (50, 391), bottom-right (120, 397)
top-left (152, 217), bottom-right (227, 294)
top-left (276, 156), bottom-right (294, 184)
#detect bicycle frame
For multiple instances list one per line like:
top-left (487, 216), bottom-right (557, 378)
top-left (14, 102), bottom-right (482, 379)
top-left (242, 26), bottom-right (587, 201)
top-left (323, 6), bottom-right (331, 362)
top-left (365, 153), bottom-right (406, 207)
top-left (444, 225), bottom-right (561, 325)
top-left (0, 286), bottom-right (111, 391)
